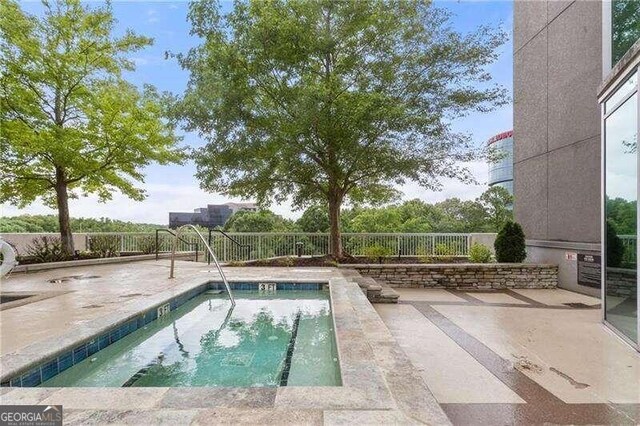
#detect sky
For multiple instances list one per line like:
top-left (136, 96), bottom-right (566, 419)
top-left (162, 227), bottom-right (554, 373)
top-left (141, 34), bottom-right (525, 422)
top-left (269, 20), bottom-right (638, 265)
top-left (2, 0), bottom-right (514, 224)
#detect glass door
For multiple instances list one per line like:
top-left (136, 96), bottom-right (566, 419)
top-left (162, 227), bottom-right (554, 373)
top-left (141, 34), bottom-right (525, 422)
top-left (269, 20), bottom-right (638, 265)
top-left (603, 70), bottom-right (638, 346)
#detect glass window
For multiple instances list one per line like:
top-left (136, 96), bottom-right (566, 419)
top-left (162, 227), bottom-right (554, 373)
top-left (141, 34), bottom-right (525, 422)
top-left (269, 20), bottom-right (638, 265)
top-left (612, 0), bottom-right (640, 65)
top-left (605, 71), bottom-right (637, 112)
top-left (604, 91), bottom-right (638, 343)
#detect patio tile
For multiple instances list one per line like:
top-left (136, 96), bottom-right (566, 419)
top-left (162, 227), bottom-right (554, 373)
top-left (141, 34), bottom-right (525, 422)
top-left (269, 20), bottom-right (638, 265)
top-left (63, 409), bottom-right (198, 425)
top-left (322, 409), bottom-right (423, 425)
top-left (375, 303), bottom-right (527, 404)
top-left (191, 408), bottom-right (323, 425)
top-left (40, 388), bottom-right (168, 410)
top-left (0, 388), bottom-right (57, 405)
top-left (158, 387), bottom-right (276, 409)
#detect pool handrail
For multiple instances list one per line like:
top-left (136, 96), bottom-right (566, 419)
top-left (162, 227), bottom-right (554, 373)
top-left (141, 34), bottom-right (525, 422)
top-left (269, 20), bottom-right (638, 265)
top-left (155, 228), bottom-right (200, 262)
top-left (169, 225), bottom-right (236, 306)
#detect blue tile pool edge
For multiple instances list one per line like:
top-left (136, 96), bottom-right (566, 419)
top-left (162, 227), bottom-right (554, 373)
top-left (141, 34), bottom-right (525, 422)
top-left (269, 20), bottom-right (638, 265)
top-left (1, 281), bottom-right (327, 387)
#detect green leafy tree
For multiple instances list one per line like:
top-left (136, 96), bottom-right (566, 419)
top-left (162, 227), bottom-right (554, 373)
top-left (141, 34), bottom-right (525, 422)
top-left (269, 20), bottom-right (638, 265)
top-left (606, 196), bottom-right (637, 236)
top-left (606, 221), bottom-right (624, 268)
top-left (612, 0), bottom-right (640, 64)
top-left (177, 0), bottom-right (506, 257)
top-left (0, 214), bottom-right (162, 233)
top-left (434, 198), bottom-right (487, 232)
top-left (223, 210), bottom-right (297, 232)
top-left (348, 207), bottom-right (404, 233)
top-left (297, 205), bottom-right (330, 233)
top-left (477, 186), bottom-right (513, 232)
top-left (0, 0), bottom-right (184, 255)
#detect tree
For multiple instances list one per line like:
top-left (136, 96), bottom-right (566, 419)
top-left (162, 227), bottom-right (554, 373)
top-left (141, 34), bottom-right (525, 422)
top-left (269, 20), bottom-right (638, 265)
top-left (612, 0), bottom-right (640, 64)
top-left (477, 186), bottom-right (513, 232)
top-left (297, 205), bottom-right (330, 233)
top-left (177, 0), bottom-right (506, 257)
top-left (0, 214), bottom-right (161, 233)
top-left (606, 196), bottom-right (637, 235)
top-left (223, 210), bottom-right (297, 232)
top-left (434, 198), bottom-right (487, 232)
top-left (606, 221), bottom-right (624, 268)
top-left (0, 0), bottom-right (184, 255)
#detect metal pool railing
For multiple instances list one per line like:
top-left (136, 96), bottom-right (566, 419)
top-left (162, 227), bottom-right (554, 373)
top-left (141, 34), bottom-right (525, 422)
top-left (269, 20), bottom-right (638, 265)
top-left (85, 232), bottom-right (477, 262)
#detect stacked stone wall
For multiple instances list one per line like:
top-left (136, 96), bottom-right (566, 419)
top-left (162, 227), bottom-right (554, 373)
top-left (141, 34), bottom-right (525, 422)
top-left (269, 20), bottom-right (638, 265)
top-left (346, 263), bottom-right (558, 289)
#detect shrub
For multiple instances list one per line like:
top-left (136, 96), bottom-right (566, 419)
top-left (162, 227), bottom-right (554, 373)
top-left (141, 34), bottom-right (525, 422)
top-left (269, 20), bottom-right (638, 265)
top-left (323, 259), bottom-right (339, 267)
top-left (606, 221), bottom-right (624, 268)
top-left (494, 221), bottom-right (526, 263)
top-left (434, 243), bottom-right (457, 256)
top-left (136, 235), bottom-right (157, 254)
top-left (278, 256), bottom-right (296, 267)
top-left (363, 244), bottom-right (392, 264)
top-left (26, 236), bottom-right (66, 263)
top-left (89, 235), bottom-right (120, 258)
top-left (469, 243), bottom-right (492, 263)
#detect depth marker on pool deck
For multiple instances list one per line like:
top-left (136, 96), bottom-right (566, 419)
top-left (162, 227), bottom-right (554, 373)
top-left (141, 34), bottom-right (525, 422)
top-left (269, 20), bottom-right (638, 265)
top-left (279, 310), bottom-right (302, 386)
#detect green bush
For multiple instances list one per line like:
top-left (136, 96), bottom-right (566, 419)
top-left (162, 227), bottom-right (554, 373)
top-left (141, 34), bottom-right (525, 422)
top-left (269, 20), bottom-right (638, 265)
top-left (469, 243), bottom-right (492, 263)
top-left (26, 236), bottom-right (66, 263)
top-left (136, 235), bottom-right (157, 254)
top-left (606, 221), bottom-right (624, 268)
top-left (434, 243), bottom-right (456, 256)
top-left (363, 244), bottom-right (392, 264)
top-left (89, 235), bottom-right (120, 258)
top-left (494, 221), bottom-right (526, 263)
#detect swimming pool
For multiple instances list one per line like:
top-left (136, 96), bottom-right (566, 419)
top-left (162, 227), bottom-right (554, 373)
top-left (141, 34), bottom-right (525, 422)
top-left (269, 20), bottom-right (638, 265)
top-left (37, 285), bottom-right (341, 387)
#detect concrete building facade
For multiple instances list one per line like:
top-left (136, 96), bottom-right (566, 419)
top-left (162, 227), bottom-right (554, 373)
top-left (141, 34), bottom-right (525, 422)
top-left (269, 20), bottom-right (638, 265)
top-left (169, 202), bottom-right (257, 229)
top-left (515, 0), bottom-right (639, 349)
top-left (514, 1), bottom-right (603, 297)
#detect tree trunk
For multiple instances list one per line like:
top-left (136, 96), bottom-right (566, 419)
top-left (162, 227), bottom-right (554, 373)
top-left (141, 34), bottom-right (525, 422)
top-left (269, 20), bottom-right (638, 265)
top-left (328, 194), bottom-right (342, 258)
top-left (55, 168), bottom-right (74, 256)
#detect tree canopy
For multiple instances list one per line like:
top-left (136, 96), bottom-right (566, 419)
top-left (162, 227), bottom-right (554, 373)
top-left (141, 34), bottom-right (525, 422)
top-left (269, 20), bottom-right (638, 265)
top-left (177, 0), bottom-right (506, 256)
top-left (223, 210), bottom-right (297, 233)
top-left (0, 0), bottom-right (184, 254)
top-left (0, 215), bottom-right (162, 233)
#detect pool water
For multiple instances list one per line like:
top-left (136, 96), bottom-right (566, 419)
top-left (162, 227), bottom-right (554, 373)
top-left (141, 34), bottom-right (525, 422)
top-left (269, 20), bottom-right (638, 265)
top-left (40, 290), bottom-right (341, 387)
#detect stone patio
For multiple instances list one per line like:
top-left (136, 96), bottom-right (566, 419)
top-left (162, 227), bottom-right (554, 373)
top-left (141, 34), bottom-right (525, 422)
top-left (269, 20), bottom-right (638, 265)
top-left (1, 260), bottom-right (639, 424)
top-left (0, 260), bottom-right (448, 425)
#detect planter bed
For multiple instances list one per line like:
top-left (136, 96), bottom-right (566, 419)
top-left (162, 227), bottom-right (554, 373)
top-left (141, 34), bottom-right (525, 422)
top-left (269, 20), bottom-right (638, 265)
top-left (11, 252), bottom-right (197, 273)
top-left (343, 263), bottom-right (558, 289)
top-left (227, 255), bottom-right (470, 267)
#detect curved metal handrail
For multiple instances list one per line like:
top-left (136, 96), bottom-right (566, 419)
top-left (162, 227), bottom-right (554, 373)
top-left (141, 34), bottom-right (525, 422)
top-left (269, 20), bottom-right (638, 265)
top-left (169, 225), bottom-right (235, 306)
top-left (155, 228), bottom-right (200, 261)
top-left (209, 228), bottom-right (251, 248)
top-left (207, 228), bottom-right (251, 265)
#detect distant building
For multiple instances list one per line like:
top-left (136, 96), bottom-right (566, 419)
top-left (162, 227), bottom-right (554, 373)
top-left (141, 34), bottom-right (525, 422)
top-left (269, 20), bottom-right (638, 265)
top-left (169, 202), bottom-right (257, 229)
top-left (487, 130), bottom-right (514, 196)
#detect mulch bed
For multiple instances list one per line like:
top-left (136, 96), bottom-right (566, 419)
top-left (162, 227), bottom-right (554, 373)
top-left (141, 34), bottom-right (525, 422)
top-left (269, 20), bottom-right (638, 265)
top-left (15, 251), bottom-right (146, 265)
top-left (227, 254), bottom-right (470, 267)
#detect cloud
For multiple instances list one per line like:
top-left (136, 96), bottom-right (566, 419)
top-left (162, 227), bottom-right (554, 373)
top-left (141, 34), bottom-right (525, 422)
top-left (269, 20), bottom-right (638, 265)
top-left (131, 57), bottom-right (150, 66)
top-left (147, 8), bottom-right (159, 24)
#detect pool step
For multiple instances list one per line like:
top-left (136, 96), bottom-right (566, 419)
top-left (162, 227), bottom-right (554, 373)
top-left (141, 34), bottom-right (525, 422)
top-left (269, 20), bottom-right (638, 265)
top-left (353, 276), bottom-right (399, 304)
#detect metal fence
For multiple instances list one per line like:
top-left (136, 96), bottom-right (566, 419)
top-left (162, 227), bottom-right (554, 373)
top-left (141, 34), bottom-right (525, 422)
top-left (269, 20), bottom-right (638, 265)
top-left (620, 235), bottom-right (637, 266)
top-left (85, 232), bottom-right (473, 262)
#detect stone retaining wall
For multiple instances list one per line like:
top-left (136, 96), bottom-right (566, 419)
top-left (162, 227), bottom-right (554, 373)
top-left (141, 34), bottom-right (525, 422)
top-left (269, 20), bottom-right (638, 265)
top-left (606, 268), bottom-right (637, 298)
top-left (343, 263), bottom-right (558, 289)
